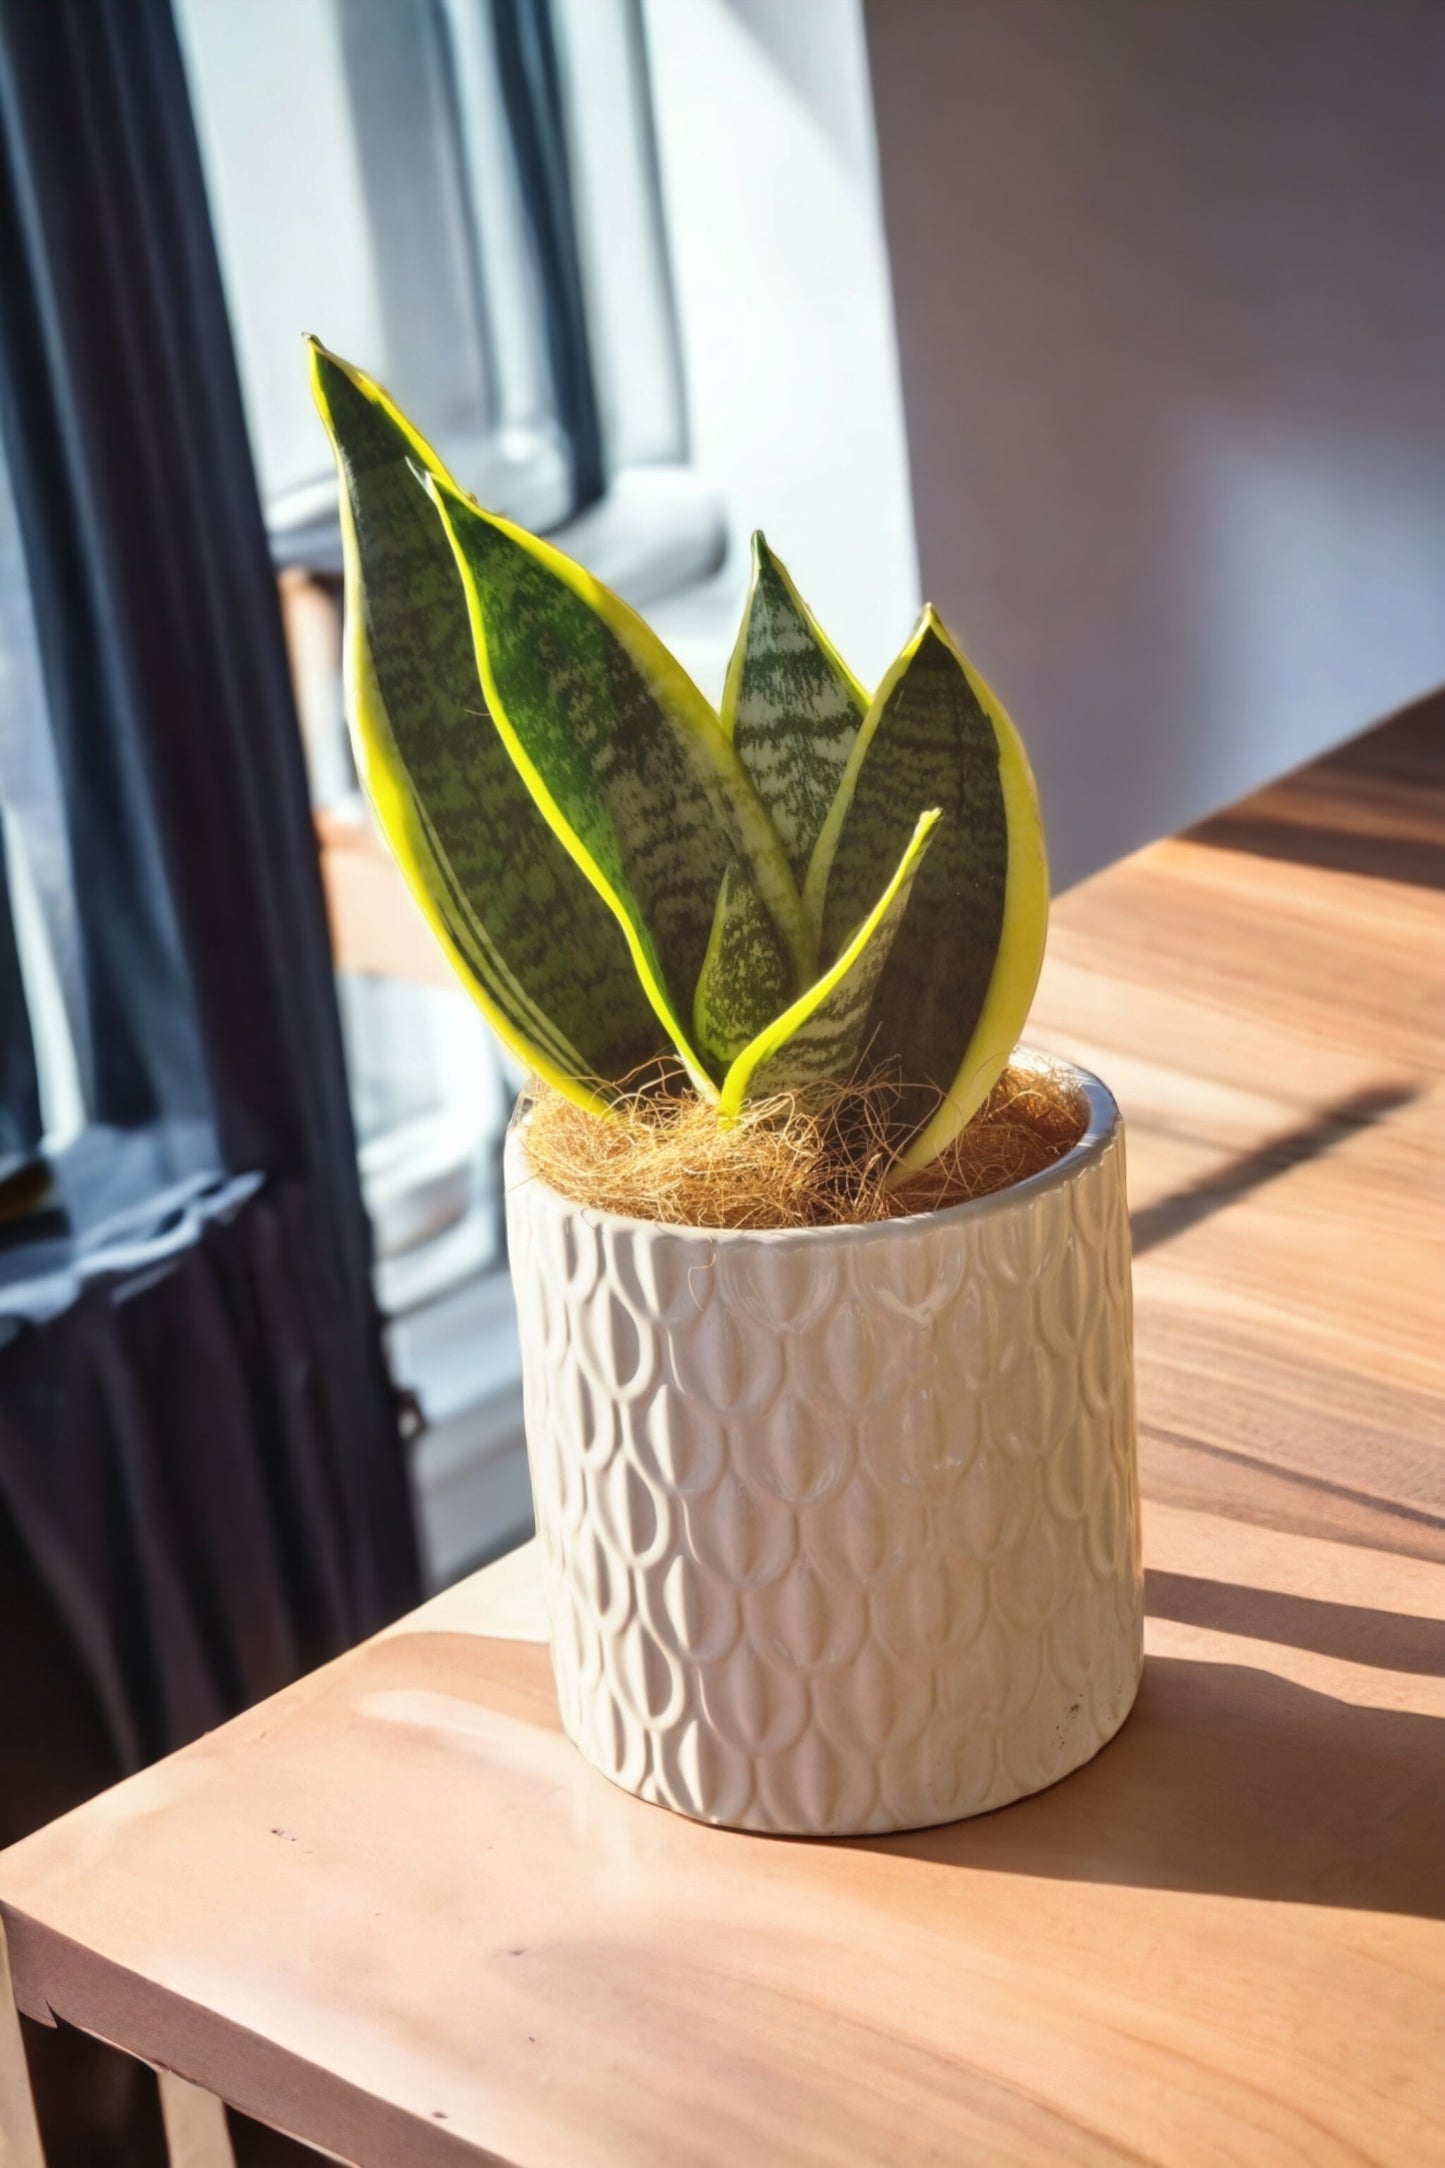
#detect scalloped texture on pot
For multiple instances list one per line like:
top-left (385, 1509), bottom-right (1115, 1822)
top-left (504, 1056), bottom-right (1142, 1836)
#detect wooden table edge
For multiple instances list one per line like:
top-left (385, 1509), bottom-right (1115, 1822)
top-left (0, 1899), bottom-right (511, 2168)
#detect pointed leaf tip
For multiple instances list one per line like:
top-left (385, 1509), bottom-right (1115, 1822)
top-left (721, 536), bottom-right (868, 894)
top-left (308, 343), bottom-right (667, 1101)
top-left (810, 611), bottom-right (1048, 1169)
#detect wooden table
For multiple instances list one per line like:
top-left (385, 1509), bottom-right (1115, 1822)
top-left (2, 710), bottom-right (1442, 2166)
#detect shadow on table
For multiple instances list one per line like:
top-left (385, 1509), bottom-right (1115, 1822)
top-left (1185, 694), bottom-right (1445, 894)
top-left (1146, 1569), bottom-right (1445, 1678)
top-left (1189, 810), bottom-right (1445, 894)
top-left (865, 1655), bottom-right (1445, 1920)
top-left (1130, 1082), bottom-right (1419, 1256)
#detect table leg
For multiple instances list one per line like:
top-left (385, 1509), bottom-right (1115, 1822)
top-left (0, 1916), bottom-right (45, 2168)
top-left (157, 2071), bottom-right (236, 2168)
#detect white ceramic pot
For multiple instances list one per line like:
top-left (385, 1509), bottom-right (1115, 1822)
top-left (504, 1050), bottom-right (1142, 1837)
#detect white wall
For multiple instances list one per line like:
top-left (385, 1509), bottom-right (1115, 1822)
top-left (865, 0), bottom-right (1445, 887)
top-left (642, 0), bottom-right (919, 699)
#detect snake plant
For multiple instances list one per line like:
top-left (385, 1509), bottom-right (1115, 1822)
top-left (309, 341), bottom-right (1048, 1175)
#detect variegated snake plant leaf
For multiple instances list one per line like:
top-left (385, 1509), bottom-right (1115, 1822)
top-left (310, 343), bottom-right (1049, 1172)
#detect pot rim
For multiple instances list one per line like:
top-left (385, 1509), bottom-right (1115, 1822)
top-left (505, 1045), bottom-right (1120, 1250)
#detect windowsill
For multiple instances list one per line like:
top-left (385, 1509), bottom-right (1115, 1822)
top-left (266, 460), bottom-right (728, 615)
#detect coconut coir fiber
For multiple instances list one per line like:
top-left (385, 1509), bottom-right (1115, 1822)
top-left (518, 1057), bottom-right (1087, 1233)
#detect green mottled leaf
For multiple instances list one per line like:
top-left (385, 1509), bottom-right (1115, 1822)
top-left (806, 610), bottom-right (1049, 1166)
top-left (693, 533), bottom-right (866, 1069)
top-left (308, 341), bottom-right (664, 1103)
top-left (721, 810), bottom-right (940, 1114)
top-left (429, 478), bottom-right (811, 1095)
top-left (722, 532), bottom-right (869, 897)
top-left (693, 860), bottom-right (796, 1070)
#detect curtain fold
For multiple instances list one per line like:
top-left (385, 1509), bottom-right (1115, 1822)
top-left (0, 1178), bottom-right (393, 1774)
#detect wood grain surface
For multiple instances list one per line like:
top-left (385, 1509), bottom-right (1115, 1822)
top-left (1, 708), bottom-right (1442, 2166)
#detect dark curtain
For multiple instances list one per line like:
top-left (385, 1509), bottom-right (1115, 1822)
top-left (0, 0), bottom-right (418, 1668)
top-left (0, 0), bottom-right (420, 1743)
top-left (0, 3), bottom-right (420, 2147)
